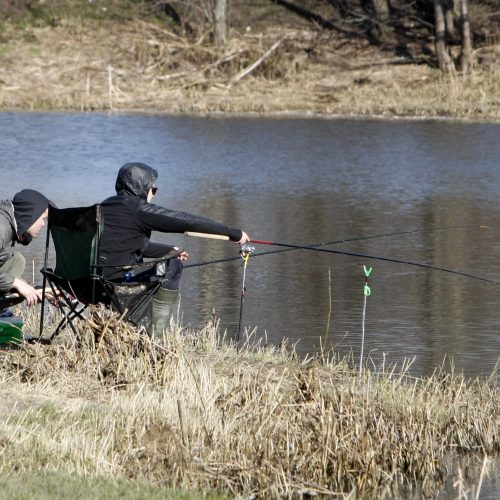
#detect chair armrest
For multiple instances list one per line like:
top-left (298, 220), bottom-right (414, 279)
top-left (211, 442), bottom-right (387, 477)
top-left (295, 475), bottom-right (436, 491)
top-left (0, 292), bottom-right (25, 309)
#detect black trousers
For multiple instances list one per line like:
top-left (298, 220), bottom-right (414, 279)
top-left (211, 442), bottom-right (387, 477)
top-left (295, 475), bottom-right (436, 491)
top-left (122, 258), bottom-right (183, 290)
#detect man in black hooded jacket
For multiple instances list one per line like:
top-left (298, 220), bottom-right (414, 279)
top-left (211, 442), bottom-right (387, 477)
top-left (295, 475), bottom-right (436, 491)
top-left (0, 189), bottom-right (50, 308)
top-left (100, 162), bottom-right (250, 335)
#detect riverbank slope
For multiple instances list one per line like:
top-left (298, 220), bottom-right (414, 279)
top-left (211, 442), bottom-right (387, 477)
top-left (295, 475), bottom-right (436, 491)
top-left (1, 306), bottom-right (499, 498)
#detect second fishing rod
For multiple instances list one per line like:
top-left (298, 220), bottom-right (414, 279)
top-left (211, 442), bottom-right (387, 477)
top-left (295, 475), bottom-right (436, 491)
top-left (183, 225), bottom-right (488, 269)
top-left (183, 225), bottom-right (495, 287)
top-left (248, 237), bottom-right (500, 286)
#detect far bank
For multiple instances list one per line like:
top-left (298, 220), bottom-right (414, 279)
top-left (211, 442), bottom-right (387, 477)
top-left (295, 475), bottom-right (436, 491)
top-left (0, 18), bottom-right (498, 121)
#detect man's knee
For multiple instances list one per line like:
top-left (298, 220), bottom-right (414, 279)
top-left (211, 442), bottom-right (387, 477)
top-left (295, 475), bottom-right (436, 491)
top-left (11, 252), bottom-right (25, 277)
top-left (158, 259), bottom-right (183, 290)
top-left (0, 252), bottom-right (25, 279)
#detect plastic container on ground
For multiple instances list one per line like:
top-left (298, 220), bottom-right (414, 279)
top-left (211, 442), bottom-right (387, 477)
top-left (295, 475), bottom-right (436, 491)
top-left (0, 316), bottom-right (23, 344)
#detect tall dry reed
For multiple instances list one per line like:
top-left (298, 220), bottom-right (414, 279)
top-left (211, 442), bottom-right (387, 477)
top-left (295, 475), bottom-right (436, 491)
top-left (0, 305), bottom-right (498, 497)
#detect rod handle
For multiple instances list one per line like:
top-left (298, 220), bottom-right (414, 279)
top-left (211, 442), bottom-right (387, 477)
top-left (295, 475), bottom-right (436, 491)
top-left (184, 231), bottom-right (230, 240)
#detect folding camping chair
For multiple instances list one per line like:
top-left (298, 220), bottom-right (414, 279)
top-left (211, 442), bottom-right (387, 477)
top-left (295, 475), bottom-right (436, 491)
top-left (38, 204), bottom-right (177, 342)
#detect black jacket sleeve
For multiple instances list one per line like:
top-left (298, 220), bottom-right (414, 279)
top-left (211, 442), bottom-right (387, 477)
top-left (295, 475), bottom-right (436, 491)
top-left (143, 241), bottom-right (177, 258)
top-left (136, 203), bottom-right (243, 242)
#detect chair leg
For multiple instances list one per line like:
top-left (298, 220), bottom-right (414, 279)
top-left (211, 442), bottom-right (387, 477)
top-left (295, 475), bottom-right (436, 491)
top-left (40, 282), bottom-right (85, 343)
top-left (47, 306), bottom-right (84, 343)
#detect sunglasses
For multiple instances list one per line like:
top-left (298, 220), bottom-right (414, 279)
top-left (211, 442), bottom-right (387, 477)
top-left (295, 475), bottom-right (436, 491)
top-left (151, 186), bottom-right (158, 195)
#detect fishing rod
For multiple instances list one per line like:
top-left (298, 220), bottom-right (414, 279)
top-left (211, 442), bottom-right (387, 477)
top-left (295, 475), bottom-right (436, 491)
top-left (249, 238), bottom-right (500, 286)
top-left (289, 224), bottom-right (488, 249)
top-left (183, 225), bottom-right (489, 271)
top-left (182, 228), bottom-right (499, 286)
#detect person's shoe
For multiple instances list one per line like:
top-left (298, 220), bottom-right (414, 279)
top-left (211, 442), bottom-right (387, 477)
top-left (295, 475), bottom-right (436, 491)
top-left (23, 334), bottom-right (52, 345)
top-left (0, 308), bottom-right (13, 318)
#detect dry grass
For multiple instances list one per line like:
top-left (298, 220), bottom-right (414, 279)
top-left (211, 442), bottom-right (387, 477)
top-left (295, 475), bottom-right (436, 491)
top-left (0, 17), bottom-right (498, 120)
top-left (0, 305), bottom-right (498, 498)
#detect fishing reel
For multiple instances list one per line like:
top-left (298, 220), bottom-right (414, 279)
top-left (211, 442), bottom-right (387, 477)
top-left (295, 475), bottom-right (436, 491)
top-left (239, 243), bottom-right (255, 259)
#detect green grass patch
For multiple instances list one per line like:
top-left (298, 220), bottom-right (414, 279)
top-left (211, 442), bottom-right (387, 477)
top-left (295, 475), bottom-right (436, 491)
top-left (0, 470), bottom-right (225, 500)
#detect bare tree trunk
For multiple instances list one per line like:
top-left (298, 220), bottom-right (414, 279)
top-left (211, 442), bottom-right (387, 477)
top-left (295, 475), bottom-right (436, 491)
top-left (434, 0), bottom-right (454, 72)
top-left (372, 0), bottom-right (390, 41)
top-left (373, 0), bottom-right (389, 23)
top-left (443, 0), bottom-right (456, 40)
top-left (213, 0), bottom-right (227, 47)
top-left (460, 0), bottom-right (472, 73)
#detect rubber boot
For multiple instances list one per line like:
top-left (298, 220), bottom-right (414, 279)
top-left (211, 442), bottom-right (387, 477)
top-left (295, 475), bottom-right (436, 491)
top-left (151, 287), bottom-right (179, 338)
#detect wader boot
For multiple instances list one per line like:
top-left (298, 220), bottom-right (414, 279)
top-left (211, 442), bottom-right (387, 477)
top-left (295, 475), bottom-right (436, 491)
top-left (151, 287), bottom-right (179, 338)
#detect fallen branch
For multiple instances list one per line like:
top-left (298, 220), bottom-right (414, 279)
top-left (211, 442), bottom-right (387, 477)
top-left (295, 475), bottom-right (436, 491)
top-left (227, 37), bottom-right (285, 87)
top-left (155, 71), bottom-right (190, 81)
top-left (203, 49), bottom-right (246, 73)
top-left (138, 19), bottom-right (183, 41)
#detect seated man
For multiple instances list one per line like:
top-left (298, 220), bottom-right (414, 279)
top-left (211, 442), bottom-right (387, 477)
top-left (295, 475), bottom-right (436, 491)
top-left (100, 162), bottom-right (251, 335)
top-left (0, 189), bottom-right (50, 312)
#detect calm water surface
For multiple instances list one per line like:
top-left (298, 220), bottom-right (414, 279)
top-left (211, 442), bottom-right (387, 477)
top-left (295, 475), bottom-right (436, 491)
top-left (1, 111), bottom-right (499, 382)
top-left (1, 111), bottom-right (500, 498)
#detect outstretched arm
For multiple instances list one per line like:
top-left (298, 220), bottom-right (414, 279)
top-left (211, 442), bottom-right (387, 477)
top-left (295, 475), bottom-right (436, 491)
top-left (137, 204), bottom-right (244, 242)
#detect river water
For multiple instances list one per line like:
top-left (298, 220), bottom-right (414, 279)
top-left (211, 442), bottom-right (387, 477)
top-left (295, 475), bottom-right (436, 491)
top-left (1, 111), bottom-right (499, 497)
top-left (1, 111), bottom-right (500, 381)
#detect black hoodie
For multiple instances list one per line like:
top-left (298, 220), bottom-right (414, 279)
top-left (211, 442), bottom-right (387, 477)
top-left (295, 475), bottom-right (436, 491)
top-left (0, 190), bottom-right (49, 291)
top-left (99, 162), bottom-right (243, 279)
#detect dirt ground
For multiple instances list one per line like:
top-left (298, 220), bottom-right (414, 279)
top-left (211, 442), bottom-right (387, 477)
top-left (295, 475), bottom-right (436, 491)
top-left (0, 16), bottom-right (499, 121)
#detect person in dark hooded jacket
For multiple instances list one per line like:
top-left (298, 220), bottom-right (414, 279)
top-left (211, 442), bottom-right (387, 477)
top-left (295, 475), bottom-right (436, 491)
top-left (0, 189), bottom-right (50, 308)
top-left (100, 162), bottom-right (250, 335)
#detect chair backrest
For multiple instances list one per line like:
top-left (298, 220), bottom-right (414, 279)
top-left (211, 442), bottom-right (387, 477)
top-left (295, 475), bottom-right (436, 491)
top-left (48, 204), bottom-right (102, 281)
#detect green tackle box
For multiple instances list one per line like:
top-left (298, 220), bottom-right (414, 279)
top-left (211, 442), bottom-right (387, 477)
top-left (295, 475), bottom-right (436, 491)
top-left (0, 316), bottom-right (23, 345)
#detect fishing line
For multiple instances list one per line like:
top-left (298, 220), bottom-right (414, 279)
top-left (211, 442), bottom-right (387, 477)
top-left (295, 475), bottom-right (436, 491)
top-left (237, 244), bottom-right (254, 351)
top-left (360, 266), bottom-right (372, 375)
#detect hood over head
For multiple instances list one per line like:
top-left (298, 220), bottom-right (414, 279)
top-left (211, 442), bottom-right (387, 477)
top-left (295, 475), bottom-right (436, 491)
top-left (12, 189), bottom-right (49, 242)
top-left (115, 163), bottom-right (158, 199)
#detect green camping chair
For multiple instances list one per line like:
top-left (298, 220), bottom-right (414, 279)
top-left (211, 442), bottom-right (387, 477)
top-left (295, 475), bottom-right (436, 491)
top-left (39, 204), bottom-right (176, 342)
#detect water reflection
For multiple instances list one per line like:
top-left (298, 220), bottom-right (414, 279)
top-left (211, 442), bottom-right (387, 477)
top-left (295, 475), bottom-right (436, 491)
top-left (1, 111), bottom-right (499, 379)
